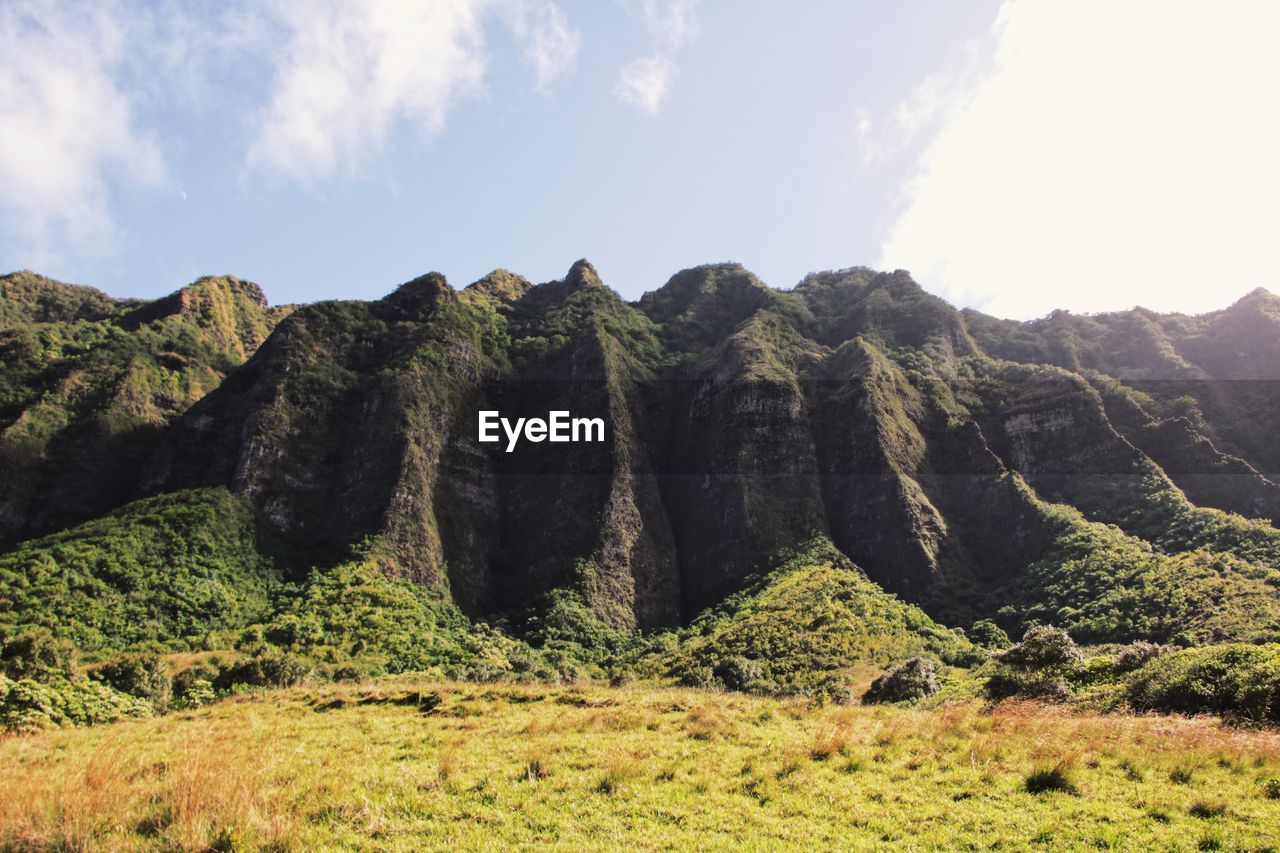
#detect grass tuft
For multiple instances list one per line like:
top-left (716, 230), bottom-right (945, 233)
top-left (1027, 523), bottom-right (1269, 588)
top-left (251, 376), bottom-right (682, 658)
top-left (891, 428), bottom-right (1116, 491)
top-left (522, 751), bottom-right (551, 782)
top-left (1024, 761), bottom-right (1077, 795)
top-left (1188, 800), bottom-right (1227, 819)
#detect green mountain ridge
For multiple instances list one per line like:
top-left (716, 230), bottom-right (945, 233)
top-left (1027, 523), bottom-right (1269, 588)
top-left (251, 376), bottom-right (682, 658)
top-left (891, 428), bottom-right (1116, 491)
top-left (0, 271), bottom-right (292, 547)
top-left (3, 262), bottom-right (1280, 669)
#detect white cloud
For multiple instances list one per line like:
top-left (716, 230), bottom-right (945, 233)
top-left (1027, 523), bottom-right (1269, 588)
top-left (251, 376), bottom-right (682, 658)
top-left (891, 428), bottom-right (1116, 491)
top-left (0, 0), bottom-right (583, 267)
top-left (246, 0), bottom-right (581, 183)
top-left (637, 0), bottom-right (697, 49)
top-left (615, 0), bottom-right (698, 115)
top-left (0, 0), bottom-right (166, 265)
top-left (504, 0), bottom-right (581, 92)
top-left (877, 0), bottom-right (1280, 318)
top-left (616, 55), bottom-right (676, 115)
top-left (855, 44), bottom-right (987, 167)
top-left (246, 0), bottom-right (490, 184)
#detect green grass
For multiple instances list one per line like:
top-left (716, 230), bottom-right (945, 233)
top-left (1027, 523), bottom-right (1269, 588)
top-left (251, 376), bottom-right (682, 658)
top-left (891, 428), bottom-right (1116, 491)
top-left (2, 679), bottom-right (1278, 849)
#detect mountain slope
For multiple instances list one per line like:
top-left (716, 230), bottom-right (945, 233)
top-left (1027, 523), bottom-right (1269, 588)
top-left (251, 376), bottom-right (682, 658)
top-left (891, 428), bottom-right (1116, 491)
top-left (0, 273), bottom-right (290, 547)
top-left (0, 488), bottom-right (283, 653)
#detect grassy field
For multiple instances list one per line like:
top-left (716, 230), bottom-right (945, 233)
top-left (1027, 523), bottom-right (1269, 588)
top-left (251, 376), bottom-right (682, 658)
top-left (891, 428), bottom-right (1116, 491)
top-left (2, 680), bottom-right (1279, 851)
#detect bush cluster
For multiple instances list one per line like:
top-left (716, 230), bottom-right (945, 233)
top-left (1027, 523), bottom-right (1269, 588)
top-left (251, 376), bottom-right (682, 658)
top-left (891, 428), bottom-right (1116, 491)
top-left (0, 628), bottom-right (76, 681)
top-left (968, 620), bottom-right (1011, 650)
top-left (1126, 643), bottom-right (1280, 723)
top-left (1113, 641), bottom-right (1163, 673)
top-left (985, 626), bottom-right (1082, 701)
top-left (862, 657), bottom-right (941, 705)
top-left (0, 674), bottom-right (150, 733)
top-left (91, 653), bottom-right (172, 711)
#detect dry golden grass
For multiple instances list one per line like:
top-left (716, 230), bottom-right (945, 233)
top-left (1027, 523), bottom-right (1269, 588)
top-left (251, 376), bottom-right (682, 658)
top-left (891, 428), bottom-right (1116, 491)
top-left (1, 680), bottom-right (1279, 850)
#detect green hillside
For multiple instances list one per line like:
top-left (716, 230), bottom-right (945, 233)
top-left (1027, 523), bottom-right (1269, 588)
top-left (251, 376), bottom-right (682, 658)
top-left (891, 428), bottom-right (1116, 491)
top-left (0, 488), bottom-right (283, 654)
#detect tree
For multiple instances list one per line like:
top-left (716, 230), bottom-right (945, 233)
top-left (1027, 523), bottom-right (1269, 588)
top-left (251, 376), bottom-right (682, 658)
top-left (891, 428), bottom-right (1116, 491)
top-left (969, 619), bottom-right (1012, 650)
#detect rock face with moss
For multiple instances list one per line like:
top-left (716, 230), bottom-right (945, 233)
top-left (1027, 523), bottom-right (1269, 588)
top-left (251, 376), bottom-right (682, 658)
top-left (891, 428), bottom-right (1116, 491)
top-left (0, 272), bottom-right (290, 548)
top-left (3, 262), bottom-right (1280, 649)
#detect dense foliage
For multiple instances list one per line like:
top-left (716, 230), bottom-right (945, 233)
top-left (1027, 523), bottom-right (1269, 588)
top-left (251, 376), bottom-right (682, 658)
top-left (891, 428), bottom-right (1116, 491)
top-left (0, 489), bottom-right (283, 654)
top-left (1126, 643), bottom-right (1280, 723)
top-left (985, 626), bottom-right (1083, 701)
top-left (1005, 502), bottom-right (1280, 645)
top-left (0, 673), bottom-right (149, 733)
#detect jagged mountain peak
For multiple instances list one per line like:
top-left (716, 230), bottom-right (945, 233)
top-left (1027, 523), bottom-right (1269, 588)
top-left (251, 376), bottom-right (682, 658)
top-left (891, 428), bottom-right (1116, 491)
top-left (182, 275), bottom-right (270, 309)
top-left (636, 263), bottom-right (779, 351)
top-left (464, 269), bottom-right (532, 303)
top-left (639, 262), bottom-right (767, 306)
top-left (1221, 285), bottom-right (1280, 317)
top-left (380, 271), bottom-right (453, 318)
top-left (794, 266), bottom-right (878, 297)
top-left (564, 258), bottom-right (603, 289)
top-left (0, 269), bottom-right (122, 324)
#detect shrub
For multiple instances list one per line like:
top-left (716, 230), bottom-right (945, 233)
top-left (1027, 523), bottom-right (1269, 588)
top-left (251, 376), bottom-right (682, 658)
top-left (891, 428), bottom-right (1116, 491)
top-left (999, 626), bottom-right (1083, 671)
top-left (0, 673), bottom-right (149, 732)
top-left (265, 614), bottom-right (325, 647)
top-left (331, 664), bottom-right (369, 682)
top-left (0, 628), bottom-right (76, 681)
top-left (607, 667), bottom-right (634, 687)
top-left (677, 665), bottom-right (722, 691)
top-left (91, 652), bottom-right (171, 712)
top-left (1114, 641), bottom-right (1163, 673)
top-left (174, 678), bottom-right (214, 709)
top-left (215, 651), bottom-right (312, 690)
top-left (806, 675), bottom-right (854, 706)
top-left (712, 656), bottom-right (774, 694)
top-left (172, 662), bottom-right (221, 701)
top-left (969, 620), bottom-right (1012, 650)
top-left (994, 605), bottom-right (1021, 634)
top-left (986, 672), bottom-right (1071, 702)
top-left (1125, 643), bottom-right (1280, 723)
top-left (985, 626), bottom-right (1081, 701)
top-left (862, 657), bottom-right (940, 705)
top-left (1075, 655), bottom-right (1116, 684)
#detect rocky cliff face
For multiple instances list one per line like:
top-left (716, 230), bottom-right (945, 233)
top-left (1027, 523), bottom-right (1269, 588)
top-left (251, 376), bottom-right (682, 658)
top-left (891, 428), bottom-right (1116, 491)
top-left (0, 273), bottom-right (289, 548)
top-left (4, 262), bottom-right (1280, 642)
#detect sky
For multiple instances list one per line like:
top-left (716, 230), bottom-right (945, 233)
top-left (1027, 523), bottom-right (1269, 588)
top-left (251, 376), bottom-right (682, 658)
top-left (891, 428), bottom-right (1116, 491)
top-left (1, 0), bottom-right (1277, 319)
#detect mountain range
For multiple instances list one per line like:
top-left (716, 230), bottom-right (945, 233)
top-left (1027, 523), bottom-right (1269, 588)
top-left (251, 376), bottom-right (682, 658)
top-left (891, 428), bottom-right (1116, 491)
top-left (4, 261), bottom-right (1280, 661)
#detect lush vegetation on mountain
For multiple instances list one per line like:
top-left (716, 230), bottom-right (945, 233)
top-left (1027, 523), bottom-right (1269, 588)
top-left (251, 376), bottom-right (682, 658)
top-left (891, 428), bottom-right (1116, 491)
top-left (0, 272), bottom-right (290, 549)
top-left (3, 263), bottom-right (1280, 733)
top-left (0, 489), bottom-right (282, 655)
top-left (671, 542), bottom-right (975, 695)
